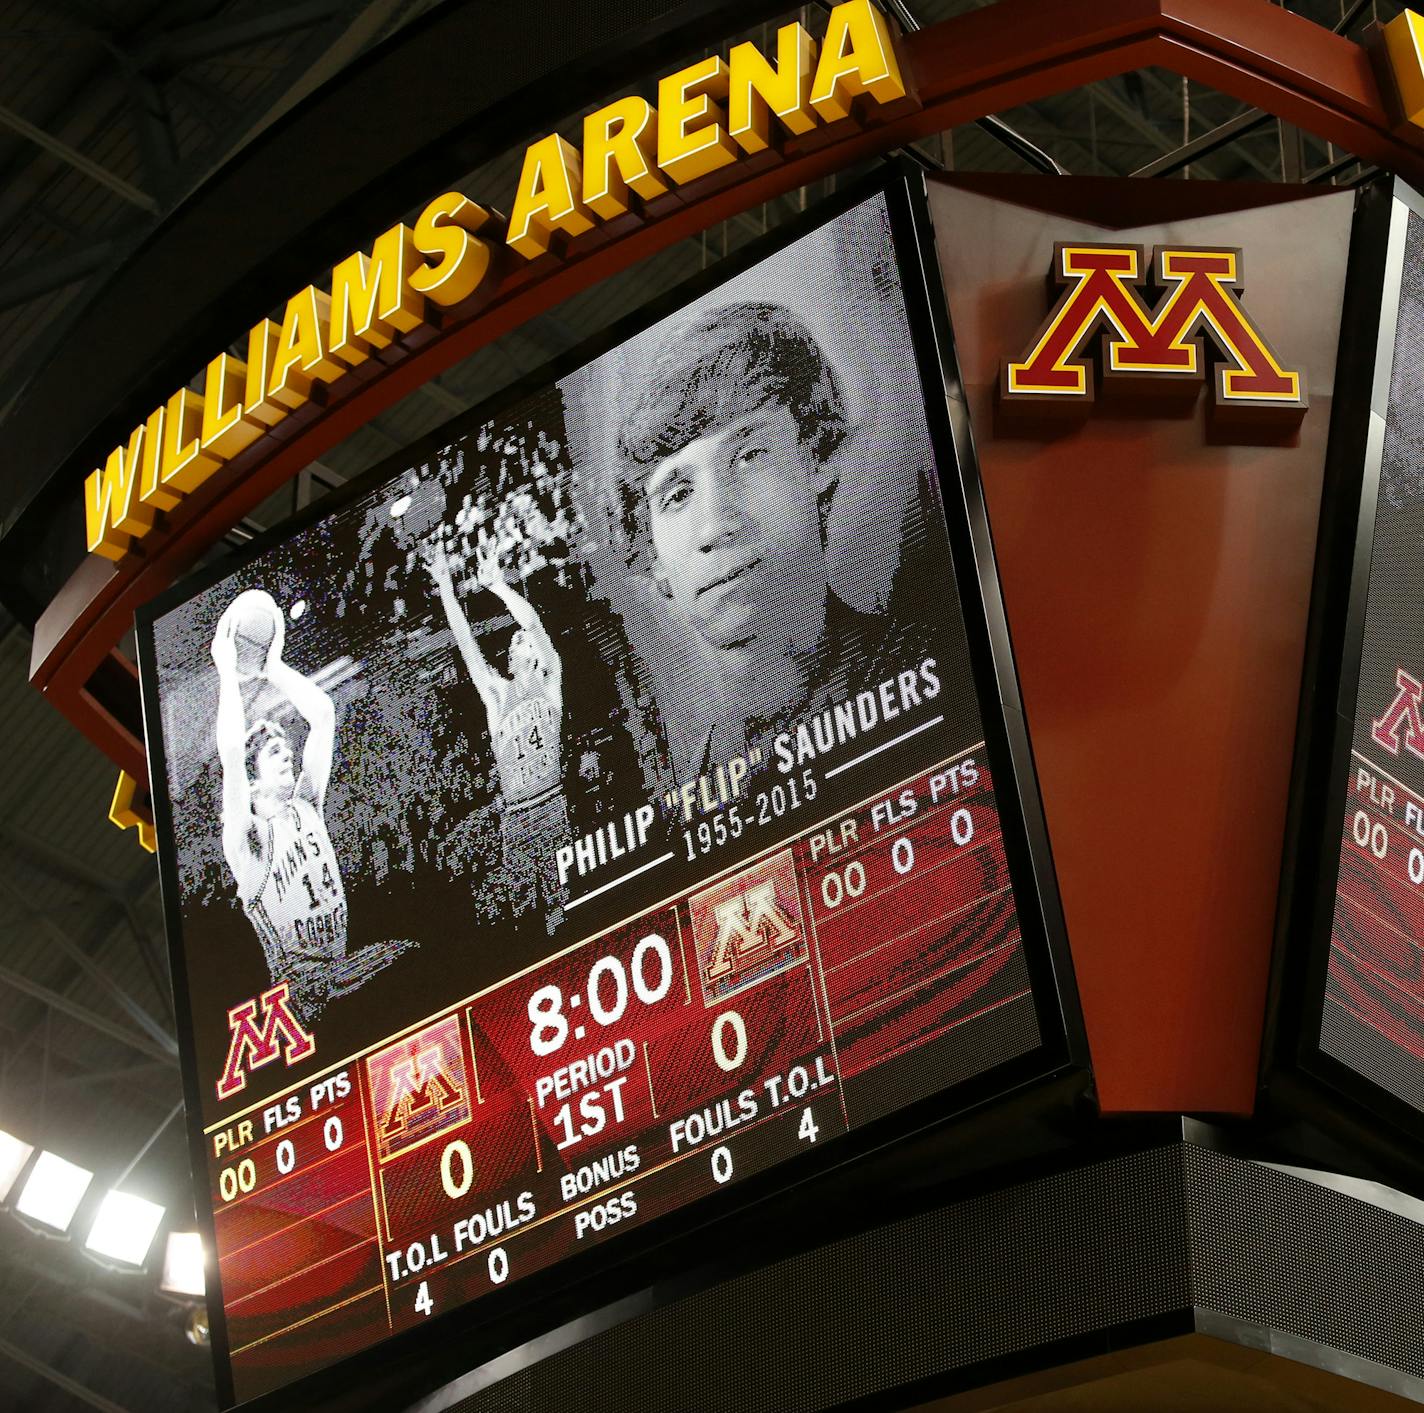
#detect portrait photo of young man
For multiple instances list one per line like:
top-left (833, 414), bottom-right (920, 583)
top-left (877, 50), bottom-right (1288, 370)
top-left (611, 298), bottom-right (925, 777)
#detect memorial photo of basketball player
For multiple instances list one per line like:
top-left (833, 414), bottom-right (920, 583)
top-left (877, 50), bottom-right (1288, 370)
top-left (210, 589), bottom-right (412, 1024)
top-left (561, 194), bottom-right (956, 791)
top-left (606, 299), bottom-right (929, 780)
top-left (425, 535), bottom-right (568, 931)
top-left (147, 190), bottom-right (979, 1101)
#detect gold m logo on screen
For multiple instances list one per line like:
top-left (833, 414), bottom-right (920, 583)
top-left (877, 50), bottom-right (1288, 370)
top-left (691, 849), bottom-right (808, 1004)
top-left (366, 1015), bottom-right (473, 1162)
top-left (215, 982), bottom-right (316, 1101)
top-left (708, 883), bottom-right (798, 980)
top-left (1000, 243), bottom-right (1307, 433)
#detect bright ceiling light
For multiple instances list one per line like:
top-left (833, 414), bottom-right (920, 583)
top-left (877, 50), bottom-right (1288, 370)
top-left (84, 1189), bottom-right (165, 1268)
top-left (160, 1230), bottom-right (206, 1298)
top-left (0, 1130), bottom-right (34, 1204)
top-left (14, 1151), bottom-right (92, 1233)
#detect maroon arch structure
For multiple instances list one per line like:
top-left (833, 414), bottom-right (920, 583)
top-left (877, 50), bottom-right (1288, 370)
top-left (31, 0), bottom-right (1424, 779)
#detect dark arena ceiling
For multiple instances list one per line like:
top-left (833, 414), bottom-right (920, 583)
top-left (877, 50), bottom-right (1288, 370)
top-left (0, 1), bottom-right (1408, 1409)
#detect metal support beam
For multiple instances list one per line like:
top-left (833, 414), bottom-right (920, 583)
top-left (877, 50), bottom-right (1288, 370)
top-left (0, 874), bottom-right (178, 1057)
top-left (169, 71), bottom-right (245, 140)
top-left (119, 903), bottom-right (173, 1023)
top-left (1094, 80), bottom-right (1273, 180)
top-left (0, 1331), bottom-right (136, 1413)
top-left (0, 239), bottom-right (114, 311)
top-left (140, 0), bottom-right (349, 68)
top-left (1308, 151), bottom-right (1369, 183)
top-left (974, 112), bottom-right (1067, 175)
top-left (1278, 116), bottom-right (1304, 182)
top-left (1334, 0), bottom-right (1375, 36)
top-left (48, 1059), bottom-right (171, 1091)
top-left (114, 1099), bottom-right (182, 1187)
top-left (125, 67), bottom-right (179, 210)
top-left (1130, 68), bottom-right (1277, 180)
top-left (0, 964), bottom-right (177, 1066)
top-left (1131, 109), bottom-right (1273, 177)
top-left (0, 102), bottom-right (157, 212)
top-left (878, 0), bottom-right (1066, 173)
top-left (0, 822), bottom-right (126, 899)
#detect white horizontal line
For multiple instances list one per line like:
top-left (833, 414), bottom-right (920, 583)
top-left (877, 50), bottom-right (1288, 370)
top-left (824, 715), bottom-right (945, 780)
top-left (566, 851), bottom-right (676, 911)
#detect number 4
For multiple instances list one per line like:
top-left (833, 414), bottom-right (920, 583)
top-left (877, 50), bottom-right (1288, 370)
top-left (798, 1107), bottom-right (819, 1143)
top-left (415, 1281), bottom-right (433, 1317)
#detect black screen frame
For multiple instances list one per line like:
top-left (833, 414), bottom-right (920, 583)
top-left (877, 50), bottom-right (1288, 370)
top-left (137, 164), bottom-right (1088, 1411)
top-left (1264, 174), bottom-right (1424, 1165)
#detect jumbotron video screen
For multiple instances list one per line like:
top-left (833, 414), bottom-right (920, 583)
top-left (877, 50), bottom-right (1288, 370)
top-left (140, 186), bottom-right (1071, 1405)
top-left (1320, 202), bottom-right (1424, 1116)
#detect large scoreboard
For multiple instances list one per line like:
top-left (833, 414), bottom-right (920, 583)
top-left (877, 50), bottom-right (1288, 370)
top-left (1274, 178), bottom-right (1424, 1146)
top-left (138, 176), bottom-right (1080, 1407)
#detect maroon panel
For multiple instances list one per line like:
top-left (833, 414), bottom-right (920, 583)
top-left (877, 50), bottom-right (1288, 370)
top-left (929, 174), bottom-right (1354, 1115)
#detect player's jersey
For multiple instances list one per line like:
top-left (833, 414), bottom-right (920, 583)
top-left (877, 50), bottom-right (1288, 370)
top-left (242, 796), bottom-right (348, 985)
top-left (493, 684), bottom-right (561, 806)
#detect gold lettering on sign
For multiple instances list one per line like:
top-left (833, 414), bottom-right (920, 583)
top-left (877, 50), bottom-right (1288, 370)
top-left (82, 0), bottom-right (911, 560)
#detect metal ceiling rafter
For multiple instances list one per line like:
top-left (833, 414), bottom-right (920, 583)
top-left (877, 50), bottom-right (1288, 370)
top-left (1132, 108), bottom-right (1275, 176)
top-left (0, 1236), bottom-right (211, 1401)
top-left (123, 64), bottom-right (180, 210)
top-left (0, 962), bottom-right (177, 1065)
top-left (0, 236), bottom-right (120, 313)
top-left (0, 101), bottom-right (158, 212)
top-left (48, 1058), bottom-right (171, 1090)
top-left (0, 1332), bottom-right (134, 1413)
top-left (0, 873), bottom-right (178, 1057)
top-left (137, 0), bottom-right (352, 70)
top-left (0, 0), bottom-right (380, 422)
top-left (1092, 76), bottom-right (1278, 180)
top-left (0, 820), bottom-right (129, 899)
top-left (119, 900), bottom-right (175, 1023)
top-left (953, 0), bottom-right (1276, 181)
top-left (1132, 66), bottom-right (1282, 177)
top-left (1126, 0), bottom-right (1388, 183)
top-left (168, 69), bottom-right (245, 139)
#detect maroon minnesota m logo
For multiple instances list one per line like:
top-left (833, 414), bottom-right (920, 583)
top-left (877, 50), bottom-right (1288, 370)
top-left (1001, 243), bottom-right (1307, 431)
top-left (1372, 668), bottom-right (1424, 760)
top-left (216, 983), bottom-right (315, 1101)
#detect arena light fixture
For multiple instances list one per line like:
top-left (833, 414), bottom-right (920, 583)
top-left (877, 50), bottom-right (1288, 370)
top-left (0, 1130), bottom-right (34, 1205)
top-left (160, 1230), bottom-right (206, 1298)
top-left (84, 1189), bottom-right (165, 1268)
top-left (14, 1151), bottom-right (92, 1233)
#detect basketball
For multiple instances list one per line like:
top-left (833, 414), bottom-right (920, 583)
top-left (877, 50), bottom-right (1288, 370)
top-left (390, 476), bottom-right (446, 548)
top-left (229, 590), bottom-right (280, 673)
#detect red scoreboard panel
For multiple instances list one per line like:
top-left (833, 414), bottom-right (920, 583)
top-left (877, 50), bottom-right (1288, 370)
top-left (1274, 178), bottom-right (1424, 1149)
top-left (139, 175), bottom-right (1079, 1408)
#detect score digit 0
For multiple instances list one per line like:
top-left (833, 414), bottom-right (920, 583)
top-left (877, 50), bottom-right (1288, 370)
top-left (441, 1138), bottom-right (475, 1199)
top-left (218, 1157), bottom-right (256, 1203)
top-left (711, 1010), bottom-right (748, 1072)
top-left (820, 861), bottom-right (865, 909)
top-left (1352, 809), bottom-right (1389, 860)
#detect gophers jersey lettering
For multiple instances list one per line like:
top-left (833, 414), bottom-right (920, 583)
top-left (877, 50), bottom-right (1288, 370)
top-left (244, 797), bottom-right (348, 970)
top-left (494, 688), bottom-right (561, 806)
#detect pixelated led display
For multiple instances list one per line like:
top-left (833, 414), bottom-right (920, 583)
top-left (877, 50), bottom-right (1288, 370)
top-left (1321, 204), bottom-right (1424, 1114)
top-left (140, 189), bottom-right (1067, 1405)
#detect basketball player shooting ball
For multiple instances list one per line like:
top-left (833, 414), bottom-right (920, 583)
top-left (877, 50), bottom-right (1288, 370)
top-left (425, 538), bottom-right (569, 932)
top-left (212, 589), bottom-right (409, 1024)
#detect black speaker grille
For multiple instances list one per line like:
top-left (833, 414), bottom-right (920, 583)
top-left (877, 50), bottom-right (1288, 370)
top-left (443, 1146), bottom-right (1192, 1413)
top-left (1184, 1145), bottom-right (1424, 1381)
top-left (417, 1139), bottom-right (1424, 1413)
